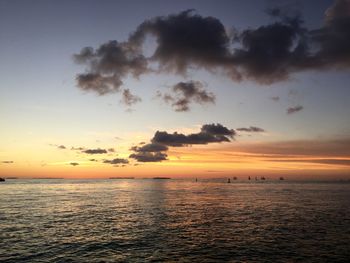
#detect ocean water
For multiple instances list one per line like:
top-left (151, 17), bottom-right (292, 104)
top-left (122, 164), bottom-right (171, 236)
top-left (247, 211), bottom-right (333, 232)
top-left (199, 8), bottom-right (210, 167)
top-left (0, 179), bottom-right (349, 262)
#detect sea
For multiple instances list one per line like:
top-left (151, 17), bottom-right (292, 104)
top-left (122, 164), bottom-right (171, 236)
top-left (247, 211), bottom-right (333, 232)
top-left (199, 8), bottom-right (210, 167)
top-left (1, 179), bottom-right (349, 262)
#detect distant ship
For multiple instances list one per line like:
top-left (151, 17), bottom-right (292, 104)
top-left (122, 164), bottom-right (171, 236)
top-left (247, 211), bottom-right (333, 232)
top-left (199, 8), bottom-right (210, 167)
top-left (227, 178), bottom-right (231, 183)
top-left (0, 177), bottom-right (5, 182)
top-left (261, 176), bottom-right (266, 180)
top-left (233, 176), bottom-right (237, 180)
top-left (279, 177), bottom-right (285, 180)
top-left (152, 177), bottom-right (171, 179)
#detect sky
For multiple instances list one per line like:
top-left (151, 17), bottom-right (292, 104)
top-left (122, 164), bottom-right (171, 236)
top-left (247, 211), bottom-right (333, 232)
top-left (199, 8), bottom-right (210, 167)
top-left (1, 0), bottom-right (350, 179)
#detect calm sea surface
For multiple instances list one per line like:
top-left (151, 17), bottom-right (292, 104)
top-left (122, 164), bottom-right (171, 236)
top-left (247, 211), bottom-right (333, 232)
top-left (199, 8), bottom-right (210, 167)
top-left (1, 179), bottom-right (349, 262)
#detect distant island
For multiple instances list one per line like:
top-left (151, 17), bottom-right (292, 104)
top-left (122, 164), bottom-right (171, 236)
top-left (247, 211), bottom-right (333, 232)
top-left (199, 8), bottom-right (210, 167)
top-left (109, 177), bottom-right (135, 179)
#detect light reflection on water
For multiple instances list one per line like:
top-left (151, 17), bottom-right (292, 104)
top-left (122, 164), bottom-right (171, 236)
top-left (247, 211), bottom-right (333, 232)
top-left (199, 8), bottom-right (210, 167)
top-left (1, 179), bottom-right (349, 262)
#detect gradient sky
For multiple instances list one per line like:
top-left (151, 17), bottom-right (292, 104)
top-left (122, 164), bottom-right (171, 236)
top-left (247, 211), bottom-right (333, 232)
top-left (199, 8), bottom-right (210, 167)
top-left (1, 0), bottom-right (349, 179)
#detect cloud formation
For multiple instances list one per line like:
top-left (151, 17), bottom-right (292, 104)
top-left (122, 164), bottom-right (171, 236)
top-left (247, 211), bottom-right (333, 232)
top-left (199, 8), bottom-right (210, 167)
top-left (75, 2), bottom-right (350, 99)
top-left (129, 143), bottom-right (168, 162)
top-left (103, 158), bottom-right (129, 164)
top-left (129, 123), bottom-right (234, 162)
top-left (152, 123), bottom-right (235, 147)
top-left (236, 126), bottom-right (265, 132)
top-left (2, 161), bottom-right (14, 164)
top-left (83, 148), bottom-right (108, 154)
top-left (287, 105), bottom-right (303, 114)
top-left (69, 162), bottom-right (79, 166)
top-left (157, 81), bottom-right (215, 111)
top-left (122, 89), bottom-right (141, 106)
top-left (129, 152), bottom-right (168, 162)
top-left (74, 41), bottom-right (148, 95)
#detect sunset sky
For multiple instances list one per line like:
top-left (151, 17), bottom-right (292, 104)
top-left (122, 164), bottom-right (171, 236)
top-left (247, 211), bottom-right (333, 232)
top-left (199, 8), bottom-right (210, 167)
top-left (1, 0), bottom-right (350, 179)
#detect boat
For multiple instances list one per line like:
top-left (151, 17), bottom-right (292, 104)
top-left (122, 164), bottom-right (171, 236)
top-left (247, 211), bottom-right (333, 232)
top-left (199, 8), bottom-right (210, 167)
top-left (279, 177), bottom-right (285, 180)
top-left (0, 178), bottom-right (5, 182)
top-left (152, 177), bottom-right (171, 179)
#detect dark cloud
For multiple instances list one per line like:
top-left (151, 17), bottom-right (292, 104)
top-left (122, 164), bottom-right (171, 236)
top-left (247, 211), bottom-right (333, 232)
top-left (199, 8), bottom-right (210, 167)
top-left (129, 152), bottom-right (168, 162)
top-left (69, 162), bottom-right (79, 166)
top-left (311, 0), bottom-right (350, 69)
top-left (57, 145), bottom-right (66, 149)
top-left (89, 159), bottom-right (98, 162)
top-left (236, 126), bottom-right (265, 132)
top-left (74, 40), bottom-right (148, 95)
top-left (2, 161), bottom-right (14, 164)
top-left (108, 148), bottom-right (115, 152)
top-left (71, 147), bottom-right (85, 151)
top-left (83, 148), bottom-right (108, 154)
top-left (152, 123), bottom-right (235, 147)
top-left (287, 105), bottom-right (303, 114)
top-left (131, 143), bottom-right (168, 153)
top-left (158, 81), bottom-right (215, 112)
top-left (129, 143), bottom-right (168, 162)
top-left (103, 158), bottom-right (129, 164)
top-left (201, 123), bottom-right (235, 137)
top-left (130, 9), bottom-right (232, 74)
top-left (75, 3), bottom-right (350, 103)
top-left (121, 88), bottom-right (141, 106)
top-left (271, 96), bottom-right (280, 102)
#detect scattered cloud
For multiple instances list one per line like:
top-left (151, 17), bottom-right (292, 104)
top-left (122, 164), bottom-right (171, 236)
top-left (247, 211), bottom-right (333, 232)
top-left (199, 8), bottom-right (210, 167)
top-left (71, 146), bottom-right (85, 151)
top-left (287, 105), bottom-right (303, 114)
top-left (129, 152), bottom-right (168, 162)
top-left (236, 126), bottom-right (265, 132)
top-left (271, 96), bottom-right (280, 102)
top-left (103, 158), bottom-right (129, 164)
top-left (121, 88), bottom-right (141, 106)
top-left (58, 145), bottom-right (66, 149)
top-left (2, 161), bottom-right (14, 164)
top-left (157, 81), bottom-right (215, 112)
top-left (69, 162), bottom-right (79, 166)
top-left (83, 148), bottom-right (108, 154)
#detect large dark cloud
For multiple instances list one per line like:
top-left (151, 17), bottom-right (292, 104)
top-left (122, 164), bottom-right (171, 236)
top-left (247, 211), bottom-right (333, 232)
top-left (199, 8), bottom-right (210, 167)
top-left (157, 81), bottom-right (215, 111)
top-left (129, 123), bottom-right (234, 162)
top-left (74, 2), bottom-right (350, 104)
top-left (69, 162), bottom-right (79, 166)
top-left (311, 0), bottom-right (350, 69)
top-left (2, 161), bottom-right (14, 164)
top-left (130, 9), bottom-right (232, 74)
top-left (152, 123), bottom-right (235, 147)
top-left (83, 148), bottom-right (108, 154)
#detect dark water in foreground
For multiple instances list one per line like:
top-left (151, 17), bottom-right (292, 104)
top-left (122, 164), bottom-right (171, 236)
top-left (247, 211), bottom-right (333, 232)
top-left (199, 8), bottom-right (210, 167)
top-left (1, 179), bottom-right (350, 262)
